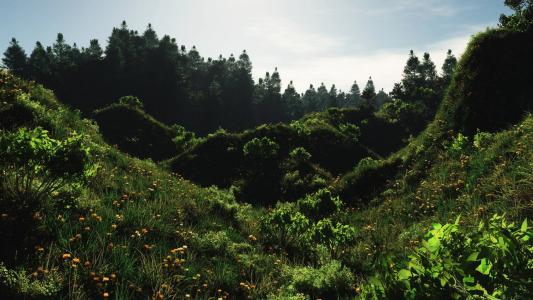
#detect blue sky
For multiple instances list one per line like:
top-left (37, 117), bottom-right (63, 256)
top-left (1, 0), bottom-right (509, 92)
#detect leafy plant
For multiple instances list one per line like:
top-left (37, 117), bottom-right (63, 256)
top-left (243, 137), bottom-right (279, 161)
top-left (363, 215), bottom-right (533, 299)
top-left (0, 127), bottom-right (93, 207)
top-left (447, 133), bottom-right (469, 157)
top-left (297, 188), bottom-right (342, 220)
top-left (118, 95), bottom-right (144, 110)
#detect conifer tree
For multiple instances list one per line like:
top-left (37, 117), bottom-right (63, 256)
top-left (28, 42), bottom-right (51, 80)
top-left (317, 82), bottom-right (329, 111)
top-left (441, 49), bottom-right (457, 84)
top-left (345, 80), bottom-right (361, 107)
top-left (361, 76), bottom-right (376, 103)
top-left (328, 84), bottom-right (339, 108)
top-left (282, 80), bottom-right (303, 120)
top-left (2, 38), bottom-right (28, 77)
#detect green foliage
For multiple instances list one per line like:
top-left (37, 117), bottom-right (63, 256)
top-left (261, 189), bottom-right (355, 255)
top-left (283, 260), bottom-right (354, 298)
top-left (499, 0), bottom-right (533, 31)
top-left (243, 137), bottom-right (279, 161)
top-left (0, 127), bottom-right (93, 205)
top-left (339, 123), bottom-right (361, 143)
top-left (118, 95), bottom-right (144, 109)
top-left (0, 263), bottom-right (62, 298)
top-left (171, 124), bottom-right (200, 152)
top-left (447, 132), bottom-right (469, 157)
top-left (473, 131), bottom-right (494, 150)
top-left (364, 215), bottom-right (533, 299)
top-left (289, 147), bottom-right (311, 162)
top-left (297, 188), bottom-right (342, 220)
top-left (93, 102), bottom-right (179, 160)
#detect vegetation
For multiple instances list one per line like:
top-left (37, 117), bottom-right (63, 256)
top-left (2, 21), bottom-right (455, 138)
top-left (0, 1), bottom-right (532, 299)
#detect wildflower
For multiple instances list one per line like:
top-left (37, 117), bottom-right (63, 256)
top-left (79, 216), bottom-right (85, 222)
top-left (72, 258), bottom-right (80, 264)
top-left (111, 224), bottom-right (118, 230)
top-left (62, 253), bottom-right (71, 260)
top-left (103, 292), bottom-right (109, 298)
top-left (103, 276), bottom-right (110, 282)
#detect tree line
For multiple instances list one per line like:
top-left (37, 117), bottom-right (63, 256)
top-left (2, 21), bottom-right (455, 135)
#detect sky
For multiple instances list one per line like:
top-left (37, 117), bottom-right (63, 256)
top-left (0, 0), bottom-right (510, 93)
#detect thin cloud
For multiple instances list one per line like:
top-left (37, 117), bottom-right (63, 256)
top-left (350, 0), bottom-right (459, 17)
top-left (255, 30), bottom-right (481, 94)
top-left (246, 18), bottom-right (346, 55)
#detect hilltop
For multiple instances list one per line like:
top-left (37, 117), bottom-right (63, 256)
top-left (0, 3), bottom-right (533, 299)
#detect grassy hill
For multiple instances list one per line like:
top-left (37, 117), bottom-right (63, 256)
top-left (0, 25), bottom-right (532, 300)
top-left (93, 103), bottom-right (179, 161)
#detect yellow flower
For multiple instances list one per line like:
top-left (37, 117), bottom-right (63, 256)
top-left (62, 253), bottom-right (71, 260)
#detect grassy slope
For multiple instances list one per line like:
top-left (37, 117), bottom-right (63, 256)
top-left (0, 26), bottom-right (532, 300)
top-left (93, 103), bottom-right (178, 161)
top-left (0, 72), bottom-right (271, 299)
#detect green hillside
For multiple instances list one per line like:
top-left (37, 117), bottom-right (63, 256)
top-left (1, 4), bottom-right (533, 300)
top-left (93, 101), bottom-right (179, 161)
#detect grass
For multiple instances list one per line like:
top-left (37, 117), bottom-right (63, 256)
top-left (0, 25), bottom-right (532, 300)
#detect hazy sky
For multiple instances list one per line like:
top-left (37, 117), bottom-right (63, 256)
top-left (1, 0), bottom-right (509, 93)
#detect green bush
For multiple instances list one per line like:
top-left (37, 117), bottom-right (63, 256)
top-left (289, 147), bottom-right (311, 163)
top-left (339, 123), bottom-right (361, 143)
top-left (447, 133), bottom-right (469, 157)
top-left (297, 188), bottom-right (342, 220)
top-left (362, 215), bottom-right (533, 299)
top-left (0, 127), bottom-right (93, 206)
top-left (285, 260), bottom-right (354, 298)
top-left (243, 137), bottom-right (279, 161)
top-left (118, 95), bottom-right (144, 110)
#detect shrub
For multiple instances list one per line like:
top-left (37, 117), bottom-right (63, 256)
top-left (0, 263), bottom-right (62, 298)
top-left (289, 147), bottom-right (311, 163)
top-left (0, 127), bottom-right (93, 207)
top-left (285, 260), bottom-right (354, 298)
top-left (339, 123), bottom-right (361, 143)
top-left (297, 188), bottom-right (342, 220)
top-left (306, 219), bottom-right (356, 249)
top-left (473, 131), bottom-right (494, 149)
top-left (447, 133), bottom-right (469, 157)
top-left (243, 137), bottom-right (279, 161)
top-left (171, 124), bottom-right (200, 152)
top-left (362, 215), bottom-right (533, 299)
top-left (260, 203), bottom-right (310, 249)
top-left (118, 95), bottom-right (144, 110)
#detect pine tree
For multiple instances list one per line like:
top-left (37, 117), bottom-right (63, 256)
top-left (143, 23), bottom-right (159, 49)
top-left (282, 80), bottom-right (303, 120)
top-left (2, 38), bottom-right (28, 77)
top-left (328, 84), bottom-right (338, 108)
top-left (362, 77), bottom-right (376, 101)
top-left (345, 80), bottom-right (361, 107)
top-left (303, 84), bottom-right (319, 113)
top-left (28, 41), bottom-right (51, 80)
top-left (420, 52), bottom-right (437, 84)
top-left (317, 83), bottom-right (329, 111)
top-left (441, 49), bottom-right (457, 84)
top-left (52, 33), bottom-right (72, 66)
